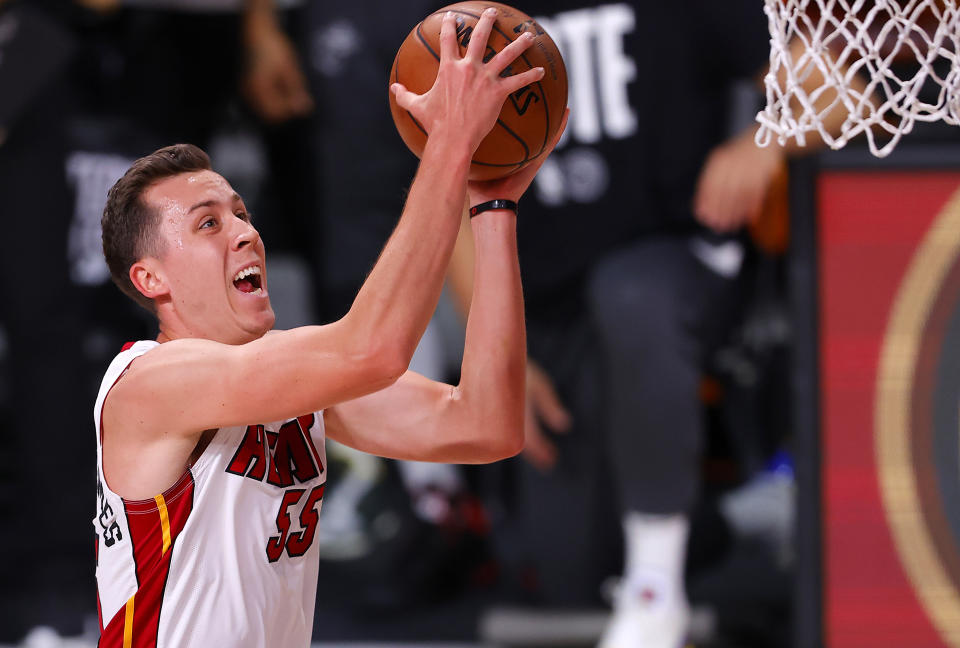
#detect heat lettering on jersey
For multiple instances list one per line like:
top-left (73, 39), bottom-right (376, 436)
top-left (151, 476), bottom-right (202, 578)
top-left (225, 414), bottom-right (325, 486)
top-left (224, 414), bottom-right (326, 562)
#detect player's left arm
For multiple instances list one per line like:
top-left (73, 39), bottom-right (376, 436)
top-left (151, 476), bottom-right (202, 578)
top-left (325, 208), bottom-right (524, 464)
top-left (326, 110), bottom-right (569, 464)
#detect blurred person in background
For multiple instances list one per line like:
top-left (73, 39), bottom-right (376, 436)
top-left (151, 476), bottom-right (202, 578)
top-left (449, 2), bottom-right (786, 646)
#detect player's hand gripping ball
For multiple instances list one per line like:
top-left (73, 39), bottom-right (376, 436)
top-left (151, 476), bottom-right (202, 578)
top-left (389, 2), bottom-right (568, 181)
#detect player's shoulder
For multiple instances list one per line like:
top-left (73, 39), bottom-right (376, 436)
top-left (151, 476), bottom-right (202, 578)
top-left (106, 330), bottom-right (289, 405)
top-left (127, 331), bottom-right (288, 372)
top-left (101, 340), bottom-right (158, 383)
top-left (105, 338), bottom-right (219, 394)
top-left (96, 340), bottom-right (160, 421)
top-left (100, 338), bottom-right (227, 429)
top-left (117, 339), bottom-right (160, 359)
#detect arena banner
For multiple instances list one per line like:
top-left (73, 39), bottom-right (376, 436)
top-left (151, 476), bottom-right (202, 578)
top-left (820, 170), bottom-right (960, 647)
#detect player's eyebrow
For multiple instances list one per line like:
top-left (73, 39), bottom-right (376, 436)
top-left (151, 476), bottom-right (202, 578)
top-left (188, 193), bottom-right (242, 213)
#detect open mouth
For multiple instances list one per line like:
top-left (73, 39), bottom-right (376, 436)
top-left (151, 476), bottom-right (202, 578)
top-left (232, 265), bottom-right (263, 295)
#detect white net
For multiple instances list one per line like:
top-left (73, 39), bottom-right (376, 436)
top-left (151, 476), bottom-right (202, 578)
top-left (756, 0), bottom-right (960, 157)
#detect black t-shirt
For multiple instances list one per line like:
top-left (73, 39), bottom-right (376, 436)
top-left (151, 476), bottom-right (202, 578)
top-left (306, 0), bottom-right (441, 318)
top-left (514, 0), bottom-right (769, 318)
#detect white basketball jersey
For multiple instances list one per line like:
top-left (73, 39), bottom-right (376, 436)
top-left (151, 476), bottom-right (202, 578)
top-left (93, 340), bottom-right (327, 647)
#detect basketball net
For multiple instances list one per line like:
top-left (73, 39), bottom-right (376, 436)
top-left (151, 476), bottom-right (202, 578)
top-left (756, 0), bottom-right (960, 157)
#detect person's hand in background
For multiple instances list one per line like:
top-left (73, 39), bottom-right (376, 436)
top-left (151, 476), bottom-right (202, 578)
top-left (522, 359), bottom-right (572, 471)
top-left (242, 1), bottom-right (314, 124)
top-left (693, 126), bottom-right (784, 233)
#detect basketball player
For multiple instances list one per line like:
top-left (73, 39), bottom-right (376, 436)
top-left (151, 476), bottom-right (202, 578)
top-left (93, 10), bottom-right (561, 645)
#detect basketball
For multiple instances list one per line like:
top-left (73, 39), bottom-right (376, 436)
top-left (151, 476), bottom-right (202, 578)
top-left (388, 2), bottom-right (568, 181)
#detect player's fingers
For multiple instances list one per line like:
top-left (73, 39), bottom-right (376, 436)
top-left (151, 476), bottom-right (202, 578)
top-left (500, 66), bottom-right (545, 96)
top-left (489, 30), bottom-right (535, 75)
top-left (439, 11), bottom-right (460, 62)
top-left (466, 7), bottom-right (498, 62)
top-left (390, 82), bottom-right (418, 111)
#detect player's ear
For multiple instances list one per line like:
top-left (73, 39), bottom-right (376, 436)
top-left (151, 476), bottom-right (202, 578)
top-left (129, 259), bottom-right (169, 301)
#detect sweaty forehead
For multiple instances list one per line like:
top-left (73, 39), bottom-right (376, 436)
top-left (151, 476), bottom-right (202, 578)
top-left (144, 170), bottom-right (237, 220)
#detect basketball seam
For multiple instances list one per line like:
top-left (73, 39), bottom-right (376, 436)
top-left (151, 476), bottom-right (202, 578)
top-left (415, 21), bottom-right (440, 62)
top-left (491, 118), bottom-right (530, 162)
top-left (400, 27), bottom-right (430, 139)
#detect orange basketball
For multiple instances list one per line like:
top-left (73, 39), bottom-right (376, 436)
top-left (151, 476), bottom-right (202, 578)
top-left (388, 2), bottom-right (568, 181)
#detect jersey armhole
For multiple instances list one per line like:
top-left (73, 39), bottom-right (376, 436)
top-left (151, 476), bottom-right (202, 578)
top-left (98, 353), bottom-right (149, 503)
top-left (99, 356), bottom-right (141, 445)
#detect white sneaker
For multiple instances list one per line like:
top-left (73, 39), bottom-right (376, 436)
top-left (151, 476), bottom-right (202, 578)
top-left (598, 575), bottom-right (690, 648)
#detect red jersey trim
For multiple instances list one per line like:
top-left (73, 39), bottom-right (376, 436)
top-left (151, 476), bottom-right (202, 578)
top-left (297, 413), bottom-right (324, 473)
top-left (95, 537), bottom-right (103, 633)
top-left (100, 472), bottom-right (196, 648)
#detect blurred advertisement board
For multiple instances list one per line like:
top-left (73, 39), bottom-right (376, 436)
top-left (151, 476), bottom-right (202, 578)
top-left (820, 169), bottom-right (960, 647)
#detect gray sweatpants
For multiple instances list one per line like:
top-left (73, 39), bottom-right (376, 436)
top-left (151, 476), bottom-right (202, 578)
top-left (490, 235), bottom-right (741, 604)
top-left (586, 235), bottom-right (739, 513)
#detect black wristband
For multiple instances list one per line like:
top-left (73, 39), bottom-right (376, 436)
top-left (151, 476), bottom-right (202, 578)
top-left (469, 199), bottom-right (518, 218)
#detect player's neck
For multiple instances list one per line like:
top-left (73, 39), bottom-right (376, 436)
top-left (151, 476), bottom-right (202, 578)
top-left (154, 313), bottom-right (201, 344)
top-left (155, 316), bottom-right (267, 346)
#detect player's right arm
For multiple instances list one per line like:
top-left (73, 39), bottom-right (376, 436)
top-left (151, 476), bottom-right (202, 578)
top-left (104, 11), bottom-right (543, 446)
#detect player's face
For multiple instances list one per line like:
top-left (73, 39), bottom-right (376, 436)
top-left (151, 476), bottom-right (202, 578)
top-left (144, 170), bottom-right (275, 344)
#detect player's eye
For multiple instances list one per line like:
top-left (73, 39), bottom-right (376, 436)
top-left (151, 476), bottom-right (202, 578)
top-left (235, 211), bottom-right (252, 223)
top-left (200, 217), bottom-right (217, 229)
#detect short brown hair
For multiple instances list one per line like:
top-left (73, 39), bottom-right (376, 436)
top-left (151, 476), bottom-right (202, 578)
top-left (102, 143), bottom-right (212, 312)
